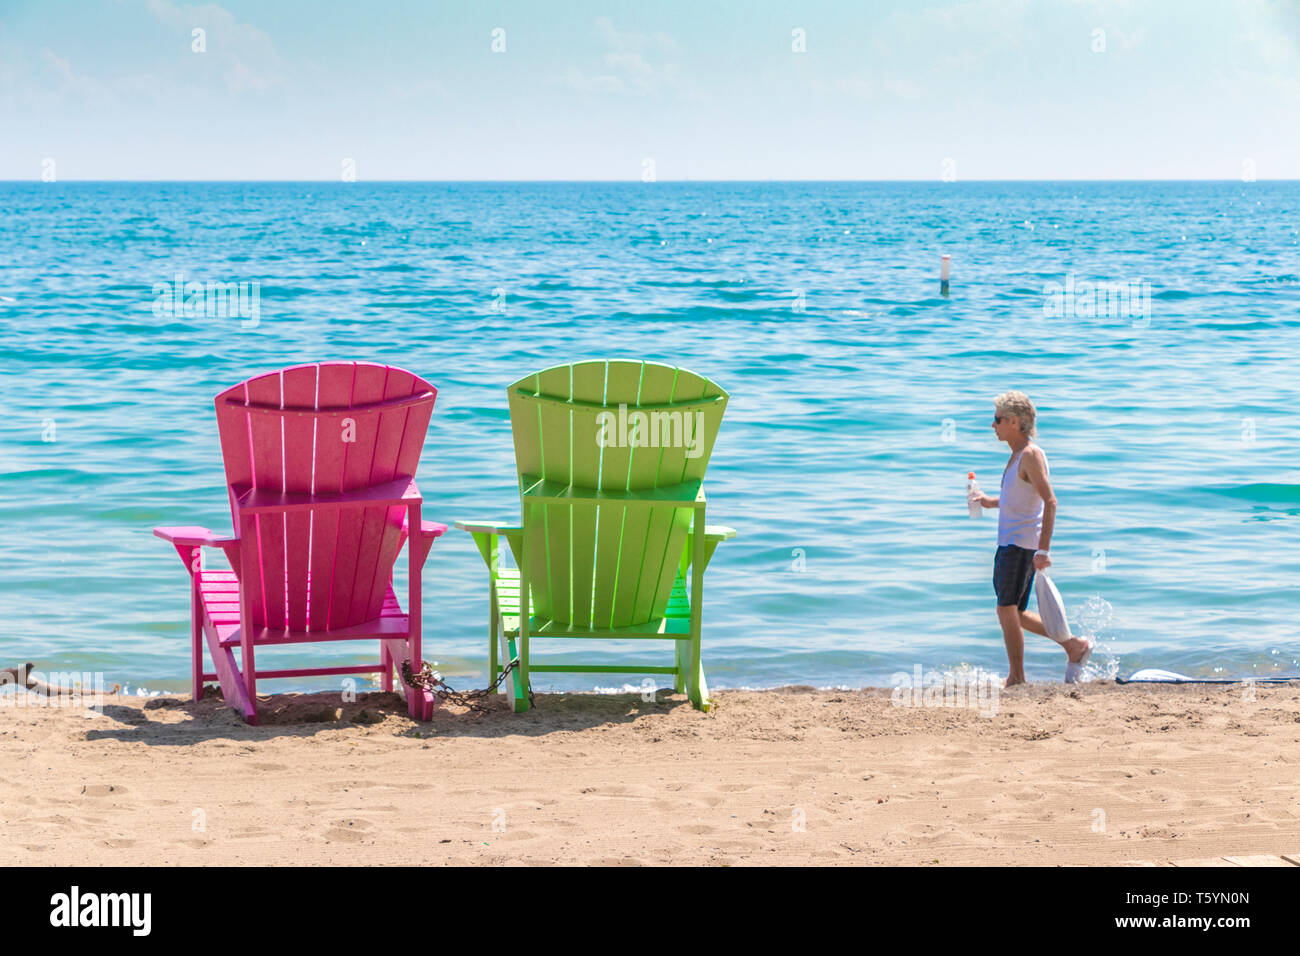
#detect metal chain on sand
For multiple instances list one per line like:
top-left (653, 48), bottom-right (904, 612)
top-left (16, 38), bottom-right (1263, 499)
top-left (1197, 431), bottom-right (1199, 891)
top-left (401, 659), bottom-right (535, 712)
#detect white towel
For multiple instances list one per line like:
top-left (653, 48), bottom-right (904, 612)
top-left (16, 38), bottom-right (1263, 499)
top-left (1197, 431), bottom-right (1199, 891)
top-left (1035, 572), bottom-right (1073, 645)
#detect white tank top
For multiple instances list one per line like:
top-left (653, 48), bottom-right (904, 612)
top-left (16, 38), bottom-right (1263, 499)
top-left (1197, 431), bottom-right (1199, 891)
top-left (998, 443), bottom-right (1046, 548)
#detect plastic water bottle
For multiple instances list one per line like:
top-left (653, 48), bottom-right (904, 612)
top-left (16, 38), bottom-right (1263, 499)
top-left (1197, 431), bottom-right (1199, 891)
top-left (967, 471), bottom-right (982, 518)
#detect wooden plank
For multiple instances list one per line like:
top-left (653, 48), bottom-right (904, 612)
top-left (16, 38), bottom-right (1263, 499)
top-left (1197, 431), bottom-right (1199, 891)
top-left (310, 363), bottom-right (354, 629)
top-left (601, 361), bottom-right (642, 490)
top-left (245, 370), bottom-right (284, 629)
top-left (388, 371), bottom-right (435, 644)
top-left (508, 370), bottom-right (543, 481)
top-left (602, 361), bottom-right (646, 628)
top-left (281, 365), bottom-right (318, 631)
top-left (329, 364), bottom-right (386, 626)
top-left (214, 379), bottom-right (253, 519)
top-left (567, 362), bottom-right (606, 627)
top-left (202, 617), bottom-right (257, 724)
top-left (592, 361), bottom-right (634, 628)
top-left (535, 365), bottom-right (573, 622)
top-left (682, 377), bottom-right (726, 483)
top-left (357, 367), bottom-right (416, 621)
top-left (394, 371), bottom-right (435, 478)
top-left (608, 364), bottom-right (670, 626)
top-left (508, 368), bottom-right (548, 631)
top-left (647, 508), bottom-right (693, 618)
top-left (630, 364), bottom-right (690, 622)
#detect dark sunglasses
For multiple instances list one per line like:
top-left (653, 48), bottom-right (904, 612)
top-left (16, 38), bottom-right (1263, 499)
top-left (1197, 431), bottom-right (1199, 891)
top-left (992, 415), bottom-right (1005, 424)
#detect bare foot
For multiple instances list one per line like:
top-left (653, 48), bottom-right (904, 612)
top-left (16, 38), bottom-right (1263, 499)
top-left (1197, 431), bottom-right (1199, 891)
top-left (1004, 673), bottom-right (1026, 688)
top-left (1062, 637), bottom-right (1090, 663)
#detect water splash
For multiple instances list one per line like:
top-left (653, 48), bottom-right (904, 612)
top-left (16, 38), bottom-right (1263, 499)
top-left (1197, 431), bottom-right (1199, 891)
top-left (1071, 594), bottom-right (1120, 681)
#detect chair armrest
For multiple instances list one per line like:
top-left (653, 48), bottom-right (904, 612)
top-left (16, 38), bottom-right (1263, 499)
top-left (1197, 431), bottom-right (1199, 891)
top-left (454, 520), bottom-right (523, 570)
top-left (154, 525), bottom-right (240, 574)
top-left (680, 522), bottom-right (735, 576)
top-left (454, 520), bottom-right (523, 535)
top-left (400, 518), bottom-right (447, 570)
top-left (404, 518), bottom-right (448, 538)
top-left (153, 526), bottom-right (238, 547)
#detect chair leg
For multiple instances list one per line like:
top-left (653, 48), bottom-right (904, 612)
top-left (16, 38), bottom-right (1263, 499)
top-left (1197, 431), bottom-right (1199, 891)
top-left (243, 660), bottom-right (259, 725)
top-left (393, 636), bottom-right (435, 721)
top-left (488, 587), bottom-right (499, 694)
top-left (405, 639), bottom-right (420, 719)
top-left (684, 635), bottom-right (709, 711)
top-left (235, 644), bottom-right (258, 725)
top-left (686, 534), bottom-right (709, 712)
top-left (380, 643), bottom-right (393, 693)
top-left (689, 652), bottom-right (711, 712)
top-left (499, 623), bottom-right (528, 713)
top-left (191, 580), bottom-right (204, 703)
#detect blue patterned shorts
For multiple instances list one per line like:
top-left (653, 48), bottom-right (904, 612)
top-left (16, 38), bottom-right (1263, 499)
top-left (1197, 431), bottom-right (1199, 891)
top-left (993, 544), bottom-right (1036, 611)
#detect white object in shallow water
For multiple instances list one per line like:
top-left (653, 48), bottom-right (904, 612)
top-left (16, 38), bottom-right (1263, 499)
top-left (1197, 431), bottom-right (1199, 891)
top-left (1034, 572), bottom-right (1072, 644)
top-left (1125, 668), bottom-right (1193, 682)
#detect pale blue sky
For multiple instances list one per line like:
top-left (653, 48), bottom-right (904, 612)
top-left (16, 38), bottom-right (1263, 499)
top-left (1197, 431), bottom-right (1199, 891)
top-left (2, 0), bottom-right (1297, 179)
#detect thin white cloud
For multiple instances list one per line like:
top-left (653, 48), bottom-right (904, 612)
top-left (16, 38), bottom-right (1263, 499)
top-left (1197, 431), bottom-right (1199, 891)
top-left (559, 17), bottom-right (685, 96)
top-left (145, 0), bottom-right (283, 94)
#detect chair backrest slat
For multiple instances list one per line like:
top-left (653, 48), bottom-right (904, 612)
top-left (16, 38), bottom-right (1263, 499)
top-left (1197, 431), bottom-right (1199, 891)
top-left (621, 361), bottom-right (686, 624)
top-left (566, 361), bottom-right (606, 628)
top-left (357, 368), bottom-right (420, 623)
top-left (281, 365), bottom-right (318, 631)
top-left (327, 363), bottom-right (390, 628)
top-left (589, 360), bottom-right (642, 627)
top-left (215, 362), bottom-right (436, 632)
top-left (307, 363), bottom-right (354, 629)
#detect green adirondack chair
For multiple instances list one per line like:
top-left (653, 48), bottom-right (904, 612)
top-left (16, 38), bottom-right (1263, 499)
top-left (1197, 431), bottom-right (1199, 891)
top-left (455, 360), bottom-right (736, 713)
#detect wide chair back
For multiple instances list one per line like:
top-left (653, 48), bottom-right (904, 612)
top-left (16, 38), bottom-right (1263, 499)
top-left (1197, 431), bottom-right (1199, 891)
top-left (506, 360), bottom-right (727, 629)
top-left (215, 362), bottom-right (436, 633)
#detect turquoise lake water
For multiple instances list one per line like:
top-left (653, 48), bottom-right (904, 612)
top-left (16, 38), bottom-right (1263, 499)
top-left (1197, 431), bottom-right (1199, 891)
top-left (1, 181), bottom-right (1298, 693)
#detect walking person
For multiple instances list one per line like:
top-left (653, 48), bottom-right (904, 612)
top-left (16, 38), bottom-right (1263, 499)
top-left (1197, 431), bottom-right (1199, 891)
top-left (969, 391), bottom-right (1092, 685)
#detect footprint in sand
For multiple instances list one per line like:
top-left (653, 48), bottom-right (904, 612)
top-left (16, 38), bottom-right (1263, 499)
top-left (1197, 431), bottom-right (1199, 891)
top-left (495, 830), bottom-right (538, 841)
top-left (322, 827), bottom-right (367, 843)
top-left (80, 784), bottom-right (125, 797)
top-left (326, 818), bottom-right (374, 833)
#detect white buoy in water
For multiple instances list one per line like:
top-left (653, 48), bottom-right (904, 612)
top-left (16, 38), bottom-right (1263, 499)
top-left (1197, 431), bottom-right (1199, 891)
top-left (940, 254), bottom-right (951, 297)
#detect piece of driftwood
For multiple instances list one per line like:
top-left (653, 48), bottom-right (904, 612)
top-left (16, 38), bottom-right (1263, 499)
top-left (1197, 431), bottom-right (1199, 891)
top-left (1, 663), bottom-right (120, 696)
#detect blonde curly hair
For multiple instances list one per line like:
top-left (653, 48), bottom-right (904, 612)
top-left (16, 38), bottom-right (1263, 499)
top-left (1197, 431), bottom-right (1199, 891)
top-left (994, 391), bottom-right (1037, 436)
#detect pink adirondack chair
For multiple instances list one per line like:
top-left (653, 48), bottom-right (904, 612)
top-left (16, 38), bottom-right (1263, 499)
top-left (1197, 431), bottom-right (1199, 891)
top-left (154, 362), bottom-right (446, 725)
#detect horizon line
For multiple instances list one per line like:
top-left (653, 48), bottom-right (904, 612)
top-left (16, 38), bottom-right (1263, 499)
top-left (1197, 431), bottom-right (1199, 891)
top-left (4, 178), bottom-right (1298, 184)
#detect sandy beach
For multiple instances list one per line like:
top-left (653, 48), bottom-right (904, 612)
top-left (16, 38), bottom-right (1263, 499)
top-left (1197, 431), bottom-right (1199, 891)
top-left (3, 682), bottom-right (1298, 866)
